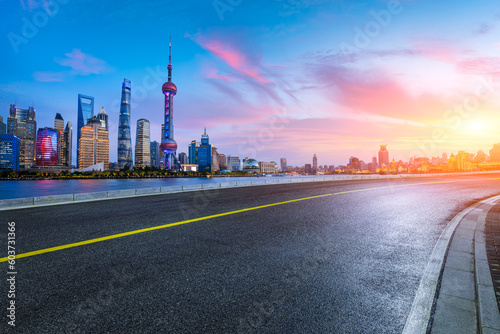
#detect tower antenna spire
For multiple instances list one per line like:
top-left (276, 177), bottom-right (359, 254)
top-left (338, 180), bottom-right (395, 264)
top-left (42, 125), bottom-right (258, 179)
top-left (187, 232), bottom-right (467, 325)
top-left (168, 33), bottom-right (172, 82)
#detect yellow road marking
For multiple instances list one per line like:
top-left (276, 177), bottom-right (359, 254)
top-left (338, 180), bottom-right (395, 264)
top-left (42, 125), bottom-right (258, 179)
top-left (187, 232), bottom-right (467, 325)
top-left (0, 180), bottom-right (454, 263)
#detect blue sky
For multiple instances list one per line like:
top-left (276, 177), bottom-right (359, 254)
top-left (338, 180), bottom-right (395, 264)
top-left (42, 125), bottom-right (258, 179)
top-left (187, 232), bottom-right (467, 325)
top-left (2, 0), bottom-right (500, 166)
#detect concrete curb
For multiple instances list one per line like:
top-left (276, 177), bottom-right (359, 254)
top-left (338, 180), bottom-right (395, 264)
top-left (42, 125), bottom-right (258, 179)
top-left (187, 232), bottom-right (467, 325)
top-left (403, 195), bottom-right (500, 334)
top-left (0, 171), bottom-right (497, 211)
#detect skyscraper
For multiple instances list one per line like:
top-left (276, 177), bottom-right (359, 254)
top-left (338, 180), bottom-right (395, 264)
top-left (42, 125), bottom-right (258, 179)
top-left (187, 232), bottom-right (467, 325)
top-left (312, 154), bottom-right (318, 173)
top-left (189, 140), bottom-right (200, 164)
top-left (7, 104), bottom-right (36, 169)
top-left (178, 152), bottom-right (188, 165)
top-left (54, 113), bottom-right (64, 131)
top-left (77, 95), bottom-right (94, 167)
top-left (280, 158), bottom-right (287, 172)
top-left (97, 106), bottom-right (108, 131)
top-left (198, 128), bottom-right (212, 172)
top-left (160, 37), bottom-right (179, 170)
top-left (36, 128), bottom-right (60, 166)
top-left (0, 134), bottom-right (21, 171)
top-left (150, 141), bottom-right (160, 168)
top-left (212, 146), bottom-right (219, 172)
top-left (64, 121), bottom-right (72, 167)
top-left (0, 116), bottom-right (6, 134)
top-left (135, 119), bottom-right (151, 168)
top-left (54, 114), bottom-right (65, 165)
top-left (78, 116), bottom-right (109, 169)
top-left (118, 79), bottom-right (133, 169)
top-left (378, 145), bottom-right (389, 166)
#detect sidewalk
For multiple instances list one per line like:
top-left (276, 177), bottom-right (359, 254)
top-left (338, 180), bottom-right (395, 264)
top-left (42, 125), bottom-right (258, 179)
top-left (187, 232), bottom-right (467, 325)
top-left (430, 197), bottom-right (500, 333)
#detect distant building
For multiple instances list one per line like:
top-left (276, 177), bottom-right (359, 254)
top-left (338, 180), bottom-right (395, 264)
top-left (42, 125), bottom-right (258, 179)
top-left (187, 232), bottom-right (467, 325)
top-left (135, 119), bottom-right (151, 168)
top-left (312, 154), bottom-right (318, 173)
top-left (197, 128), bottom-right (212, 172)
top-left (64, 121), bottom-right (72, 167)
top-left (0, 134), bottom-right (21, 171)
top-left (78, 116), bottom-right (109, 169)
top-left (378, 145), bottom-right (389, 167)
top-left (0, 116), bottom-right (6, 134)
top-left (54, 113), bottom-right (64, 131)
top-left (178, 152), bottom-right (188, 165)
top-left (242, 158), bottom-right (259, 172)
top-left (150, 141), bottom-right (160, 168)
top-left (212, 147), bottom-right (219, 172)
top-left (77, 94), bottom-right (94, 167)
top-left (53, 113), bottom-right (72, 166)
top-left (36, 128), bottom-right (60, 166)
top-left (372, 156), bottom-right (377, 168)
top-left (280, 158), bottom-right (287, 172)
top-left (8, 104), bottom-right (37, 169)
top-left (349, 156), bottom-right (360, 171)
top-left (218, 153), bottom-right (227, 170)
top-left (189, 141), bottom-right (200, 164)
top-left (259, 161), bottom-right (275, 173)
top-left (305, 164), bottom-right (312, 174)
top-left (227, 155), bottom-right (240, 171)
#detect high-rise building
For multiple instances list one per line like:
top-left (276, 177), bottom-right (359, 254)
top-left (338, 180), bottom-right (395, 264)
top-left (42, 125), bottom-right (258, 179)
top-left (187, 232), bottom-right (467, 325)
top-left (378, 145), bottom-right (389, 166)
top-left (198, 128), bottom-right (212, 172)
top-left (211, 147), bottom-right (220, 172)
top-left (97, 107), bottom-right (109, 131)
top-left (305, 164), bottom-right (312, 174)
top-left (312, 154), bottom-right (318, 173)
top-left (0, 116), bottom-right (6, 134)
top-left (53, 114), bottom-right (66, 165)
top-left (0, 134), bottom-right (21, 171)
top-left (280, 158), bottom-right (287, 172)
top-left (227, 155), bottom-right (240, 171)
top-left (160, 37), bottom-right (179, 170)
top-left (178, 152), bottom-right (188, 165)
top-left (7, 104), bottom-right (36, 169)
top-left (64, 121), bottom-right (72, 167)
top-left (77, 94), bottom-right (94, 167)
top-left (135, 119), bottom-right (151, 168)
top-left (78, 116), bottom-right (109, 169)
top-left (118, 79), bottom-right (133, 169)
top-left (36, 128), bottom-right (60, 166)
top-left (218, 154), bottom-right (227, 170)
top-left (189, 141), bottom-right (200, 164)
top-left (54, 113), bottom-right (64, 131)
top-left (150, 141), bottom-right (160, 168)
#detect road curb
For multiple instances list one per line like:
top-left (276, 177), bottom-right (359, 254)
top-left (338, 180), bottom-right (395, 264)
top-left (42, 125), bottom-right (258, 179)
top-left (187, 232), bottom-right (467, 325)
top-left (403, 195), bottom-right (500, 334)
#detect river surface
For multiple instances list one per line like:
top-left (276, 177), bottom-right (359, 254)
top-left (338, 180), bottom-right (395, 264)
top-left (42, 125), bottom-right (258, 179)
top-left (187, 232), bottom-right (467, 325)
top-left (0, 175), bottom-right (340, 200)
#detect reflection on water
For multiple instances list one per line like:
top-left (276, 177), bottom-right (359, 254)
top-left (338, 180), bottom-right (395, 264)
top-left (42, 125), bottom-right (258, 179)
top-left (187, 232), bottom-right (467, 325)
top-left (0, 176), bottom-right (342, 200)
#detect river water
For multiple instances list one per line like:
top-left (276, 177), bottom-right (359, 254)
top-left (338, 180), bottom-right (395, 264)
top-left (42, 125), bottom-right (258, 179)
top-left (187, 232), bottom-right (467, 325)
top-left (0, 175), bottom-right (340, 200)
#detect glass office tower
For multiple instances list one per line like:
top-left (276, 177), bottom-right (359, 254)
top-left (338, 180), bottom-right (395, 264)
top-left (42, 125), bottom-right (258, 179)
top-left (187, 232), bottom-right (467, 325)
top-left (118, 79), bottom-right (133, 169)
top-left (77, 95), bottom-right (94, 167)
top-left (0, 134), bottom-right (21, 171)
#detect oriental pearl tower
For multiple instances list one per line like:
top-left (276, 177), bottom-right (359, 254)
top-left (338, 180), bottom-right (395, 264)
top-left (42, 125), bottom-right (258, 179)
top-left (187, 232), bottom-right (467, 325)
top-left (160, 36), bottom-right (179, 170)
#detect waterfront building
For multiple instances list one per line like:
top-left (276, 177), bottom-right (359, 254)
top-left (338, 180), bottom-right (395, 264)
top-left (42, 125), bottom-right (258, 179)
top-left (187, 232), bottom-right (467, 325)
top-left (305, 164), bottom-right (312, 174)
top-left (0, 116), bottom-right (6, 134)
top-left (212, 146), bottom-right (220, 172)
top-left (118, 79), bottom-right (133, 169)
top-left (36, 127), bottom-right (60, 166)
top-left (77, 94), bottom-right (94, 167)
top-left (227, 155), bottom-right (240, 171)
top-left (160, 37), bottom-right (179, 170)
top-left (64, 121), bottom-right (72, 167)
top-left (242, 158), bottom-right (259, 172)
top-left (7, 104), bottom-right (37, 169)
top-left (198, 128), bottom-right (212, 172)
top-left (378, 145), bottom-right (389, 167)
top-left (259, 161), bottom-right (275, 174)
top-left (178, 152), bottom-right (188, 165)
top-left (312, 154), bottom-right (317, 173)
top-left (54, 114), bottom-right (66, 165)
top-left (135, 119), bottom-right (151, 168)
top-left (280, 158), bottom-right (287, 172)
top-left (218, 153), bottom-right (227, 170)
top-left (0, 134), bottom-right (20, 171)
top-left (78, 116), bottom-right (109, 169)
top-left (189, 141), bottom-right (200, 164)
top-left (150, 141), bottom-right (160, 168)
top-left (97, 107), bottom-right (109, 131)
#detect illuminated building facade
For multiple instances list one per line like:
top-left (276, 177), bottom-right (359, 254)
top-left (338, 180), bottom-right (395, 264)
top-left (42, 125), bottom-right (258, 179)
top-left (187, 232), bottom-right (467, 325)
top-left (313, 154), bottom-right (317, 173)
top-left (78, 117), bottom-right (109, 169)
top-left (97, 107), bottom-right (109, 131)
top-left (150, 141), bottom-right (160, 168)
top-left (218, 153), bottom-right (227, 170)
top-left (0, 116), bottom-right (6, 134)
top-left (189, 141), bottom-right (200, 164)
top-left (280, 158), bottom-right (287, 172)
top-left (36, 128), bottom-right (60, 166)
top-left (118, 79), bottom-right (133, 169)
top-left (378, 145), bottom-right (389, 166)
top-left (160, 38), bottom-right (179, 170)
top-left (8, 104), bottom-right (37, 169)
top-left (135, 118), bottom-right (151, 168)
top-left (0, 134), bottom-right (21, 171)
top-left (77, 94), bottom-right (94, 167)
top-left (198, 128), bottom-right (212, 172)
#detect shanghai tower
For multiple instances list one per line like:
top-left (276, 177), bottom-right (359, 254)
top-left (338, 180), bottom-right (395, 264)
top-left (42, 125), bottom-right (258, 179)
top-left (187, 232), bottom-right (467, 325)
top-left (160, 37), bottom-right (178, 170)
top-left (118, 78), bottom-right (133, 169)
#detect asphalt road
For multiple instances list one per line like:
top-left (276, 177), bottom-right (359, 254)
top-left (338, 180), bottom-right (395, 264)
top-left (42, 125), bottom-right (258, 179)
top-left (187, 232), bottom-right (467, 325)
top-left (2, 173), bottom-right (500, 333)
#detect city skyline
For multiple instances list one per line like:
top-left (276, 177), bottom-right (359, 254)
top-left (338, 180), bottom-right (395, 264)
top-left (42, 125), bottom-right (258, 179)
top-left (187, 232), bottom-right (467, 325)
top-left (2, 1), bottom-right (500, 166)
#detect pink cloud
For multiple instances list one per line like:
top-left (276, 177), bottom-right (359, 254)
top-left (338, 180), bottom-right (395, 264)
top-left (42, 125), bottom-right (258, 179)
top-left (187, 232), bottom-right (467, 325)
top-left (411, 39), bottom-right (461, 63)
top-left (456, 57), bottom-right (500, 75)
top-left (193, 36), bottom-right (268, 83)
